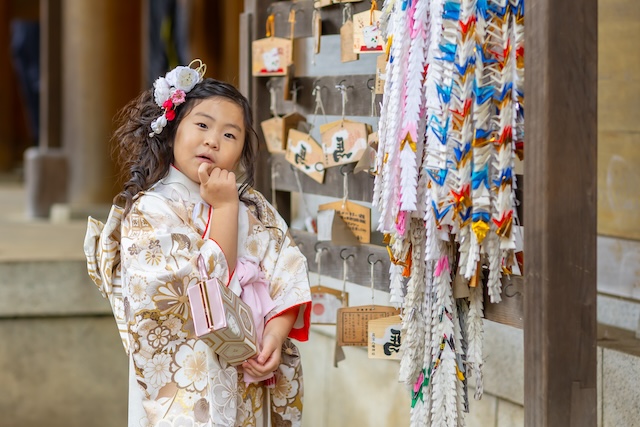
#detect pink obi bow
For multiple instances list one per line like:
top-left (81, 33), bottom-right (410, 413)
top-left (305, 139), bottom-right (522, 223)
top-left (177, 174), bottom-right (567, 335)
top-left (236, 256), bottom-right (276, 384)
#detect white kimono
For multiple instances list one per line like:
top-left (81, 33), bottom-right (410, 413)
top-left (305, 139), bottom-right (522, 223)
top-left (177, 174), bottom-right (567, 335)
top-left (84, 167), bottom-right (312, 427)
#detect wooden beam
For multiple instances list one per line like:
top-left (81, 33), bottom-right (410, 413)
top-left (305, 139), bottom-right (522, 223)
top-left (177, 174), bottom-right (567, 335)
top-left (39, 0), bottom-right (62, 149)
top-left (267, 75), bottom-right (380, 118)
top-left (290, 229), bottom-right (391, 291)
top-left (268, 0), bottom-right (371, 38)
top-left (524, 0), bottom-right (598, 425)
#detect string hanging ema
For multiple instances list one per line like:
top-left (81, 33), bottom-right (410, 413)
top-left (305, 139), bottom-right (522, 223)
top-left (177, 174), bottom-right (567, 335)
top-left (336, 83), bottom-right (348, 123)
top-left (342, 168), bottom-right (349, 210)
top-left (311, 85), bottom-right (327, 130)
top-left (342, 3), bottom-right (353, 24)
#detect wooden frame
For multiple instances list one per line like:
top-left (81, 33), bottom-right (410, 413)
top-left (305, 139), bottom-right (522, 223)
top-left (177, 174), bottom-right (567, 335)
top-left (242, 0), bottom-right (598, 425)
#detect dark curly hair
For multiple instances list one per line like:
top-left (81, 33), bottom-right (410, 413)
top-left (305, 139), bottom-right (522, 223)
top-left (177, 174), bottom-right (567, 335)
top-left (112, 78), bottom-right (259, 216)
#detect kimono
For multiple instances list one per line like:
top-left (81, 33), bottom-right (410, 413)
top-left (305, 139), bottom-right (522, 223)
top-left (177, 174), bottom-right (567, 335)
top-left (84, 167), bottom-right (312, 427)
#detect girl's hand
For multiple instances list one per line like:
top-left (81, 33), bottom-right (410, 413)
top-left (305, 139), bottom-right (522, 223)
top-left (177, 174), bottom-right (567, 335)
top-left (198, 163), bottom-right (239, 209)
top-left (242, 309), bottom-right (296, 380)
top-left (242, 333), bottom-right (283, 378)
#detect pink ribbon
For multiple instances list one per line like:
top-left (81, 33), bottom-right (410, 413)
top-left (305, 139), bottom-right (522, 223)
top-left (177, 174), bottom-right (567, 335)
top-left (236, 256), bottom-right (277, 384)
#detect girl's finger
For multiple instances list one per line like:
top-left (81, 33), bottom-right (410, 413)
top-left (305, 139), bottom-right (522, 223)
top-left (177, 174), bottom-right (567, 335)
top-left (197, 163), bottom-right (211, 183)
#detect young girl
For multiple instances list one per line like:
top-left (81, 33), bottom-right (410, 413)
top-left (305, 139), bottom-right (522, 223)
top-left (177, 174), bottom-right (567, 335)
top-left (84, 61), bottom-right (311, 427)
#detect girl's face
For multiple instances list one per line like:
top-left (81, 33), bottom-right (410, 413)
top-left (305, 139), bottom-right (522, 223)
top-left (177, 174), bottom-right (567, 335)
top-left (172, 97), bottom-right (246, 184)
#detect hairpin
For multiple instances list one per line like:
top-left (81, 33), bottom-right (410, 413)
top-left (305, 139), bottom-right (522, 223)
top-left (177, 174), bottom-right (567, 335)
top-left (149, 59), bottom-right (207, 137)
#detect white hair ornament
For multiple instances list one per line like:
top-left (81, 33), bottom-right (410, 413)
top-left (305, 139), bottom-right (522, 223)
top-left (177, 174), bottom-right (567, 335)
top-left (149, 59), bottom-right (207, 137)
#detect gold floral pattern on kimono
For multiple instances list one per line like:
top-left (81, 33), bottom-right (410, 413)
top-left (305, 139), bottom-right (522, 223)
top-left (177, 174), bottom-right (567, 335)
top-left (84, 167), bottom-right (311, 427)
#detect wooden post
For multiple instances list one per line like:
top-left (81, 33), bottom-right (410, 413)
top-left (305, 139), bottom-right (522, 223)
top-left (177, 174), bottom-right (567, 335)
top-left (39, 0), bottom-right (61, 150)
top-left (242, 0), bottom-right (291, 223)
top-left (524, 0), bottom-right (598, 425)
top-left (62, 0), bottom-right (143, 206)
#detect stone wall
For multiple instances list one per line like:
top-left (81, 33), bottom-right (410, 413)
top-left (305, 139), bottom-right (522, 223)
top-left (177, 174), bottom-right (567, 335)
top-left (0, 260), bottom-right (127, 427)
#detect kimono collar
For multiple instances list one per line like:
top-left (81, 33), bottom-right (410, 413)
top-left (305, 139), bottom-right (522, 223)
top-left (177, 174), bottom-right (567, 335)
top-left (157, 165), bottom-right (203, 205)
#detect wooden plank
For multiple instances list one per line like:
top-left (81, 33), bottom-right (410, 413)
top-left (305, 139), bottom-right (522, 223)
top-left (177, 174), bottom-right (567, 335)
top-left (524, 0), bottom-right (598, 425)
top-left (290, 229), bottom-right (391, 291)
top-left (270, 152), bottom-right (375, 202)
top-left (269, 0), bottom-right (372, 38)
top-left (267, 75), bottom-right (380, 117)
top-left (483, 275), bottom-right (524, 329)
top-left (293, 35), bottom-right (380, 78)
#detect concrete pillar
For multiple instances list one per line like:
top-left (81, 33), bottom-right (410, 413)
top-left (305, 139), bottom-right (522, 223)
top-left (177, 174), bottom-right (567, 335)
top-left (62, 0), bottom-right (143, 207)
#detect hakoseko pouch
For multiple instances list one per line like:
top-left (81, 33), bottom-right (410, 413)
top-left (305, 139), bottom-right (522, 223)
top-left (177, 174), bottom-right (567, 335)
top-left (188, 255), bottom-right (258, 365)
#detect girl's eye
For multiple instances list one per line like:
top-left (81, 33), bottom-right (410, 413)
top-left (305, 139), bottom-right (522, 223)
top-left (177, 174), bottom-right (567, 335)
top-left (224, 133), bottom-right (236, 140)
top-left (197, 123), bottom-right (207, 129)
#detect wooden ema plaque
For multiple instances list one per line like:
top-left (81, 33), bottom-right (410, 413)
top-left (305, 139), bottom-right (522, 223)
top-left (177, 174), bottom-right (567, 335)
top-left (320, 120), bottom-right (369, 168)
top-left (318, 200), bottom-right (371, 244)
top-left (340, 20), bottom-right (359, 63)
top-left (353, 10), bottom-right (384, 54)
top-left (251, 37), bottom-right (293, 77)
top-left (261, 116), bottom-right (284, 153)
top-left (337, 305), bottom-right (400, 347)
top-left (354, 132), bottom-right (378, 175)
top-left (368, 314), bottom-right (402, 360)
top-left (285, 129), bottom-right (325, 183)
top-left (310, 285), bottom-right (348, 325)
top-left (261, 113), bottom-right (307, 154)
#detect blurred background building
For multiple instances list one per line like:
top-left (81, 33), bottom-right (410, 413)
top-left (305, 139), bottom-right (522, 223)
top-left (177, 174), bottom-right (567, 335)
top-left (1, 0), bottom-right (243, 216)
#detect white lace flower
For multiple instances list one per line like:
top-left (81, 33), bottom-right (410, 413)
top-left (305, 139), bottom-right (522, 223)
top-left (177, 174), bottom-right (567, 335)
top-left (211, 367), bottom-right (239, 421)
top-left (127, 275), bottom-right (150, 306)
top-left (153, 77), bottom-right (171, 107)
top-left (143, 353), bottom-right (172, 388)
top-left (166, 66), bottom-right (200, 92)
top-left (173, 341), bottom-right (209, 391)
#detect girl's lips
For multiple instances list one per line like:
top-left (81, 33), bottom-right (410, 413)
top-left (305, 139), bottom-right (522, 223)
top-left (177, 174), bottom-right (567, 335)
top-left (197, 155), bottom-right (213, 164)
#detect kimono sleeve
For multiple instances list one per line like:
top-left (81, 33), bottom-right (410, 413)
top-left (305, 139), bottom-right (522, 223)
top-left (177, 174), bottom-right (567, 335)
top-left (258, 196), bottom-right (312, 342)
top-left (120, 193), bottom-right (231, 318)
top-left (84, 205), bottom-right (129, 353)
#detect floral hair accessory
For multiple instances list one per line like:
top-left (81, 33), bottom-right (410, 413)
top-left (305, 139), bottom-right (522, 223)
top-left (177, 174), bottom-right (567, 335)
top-left (149, 59), bottom-right (207, 137)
